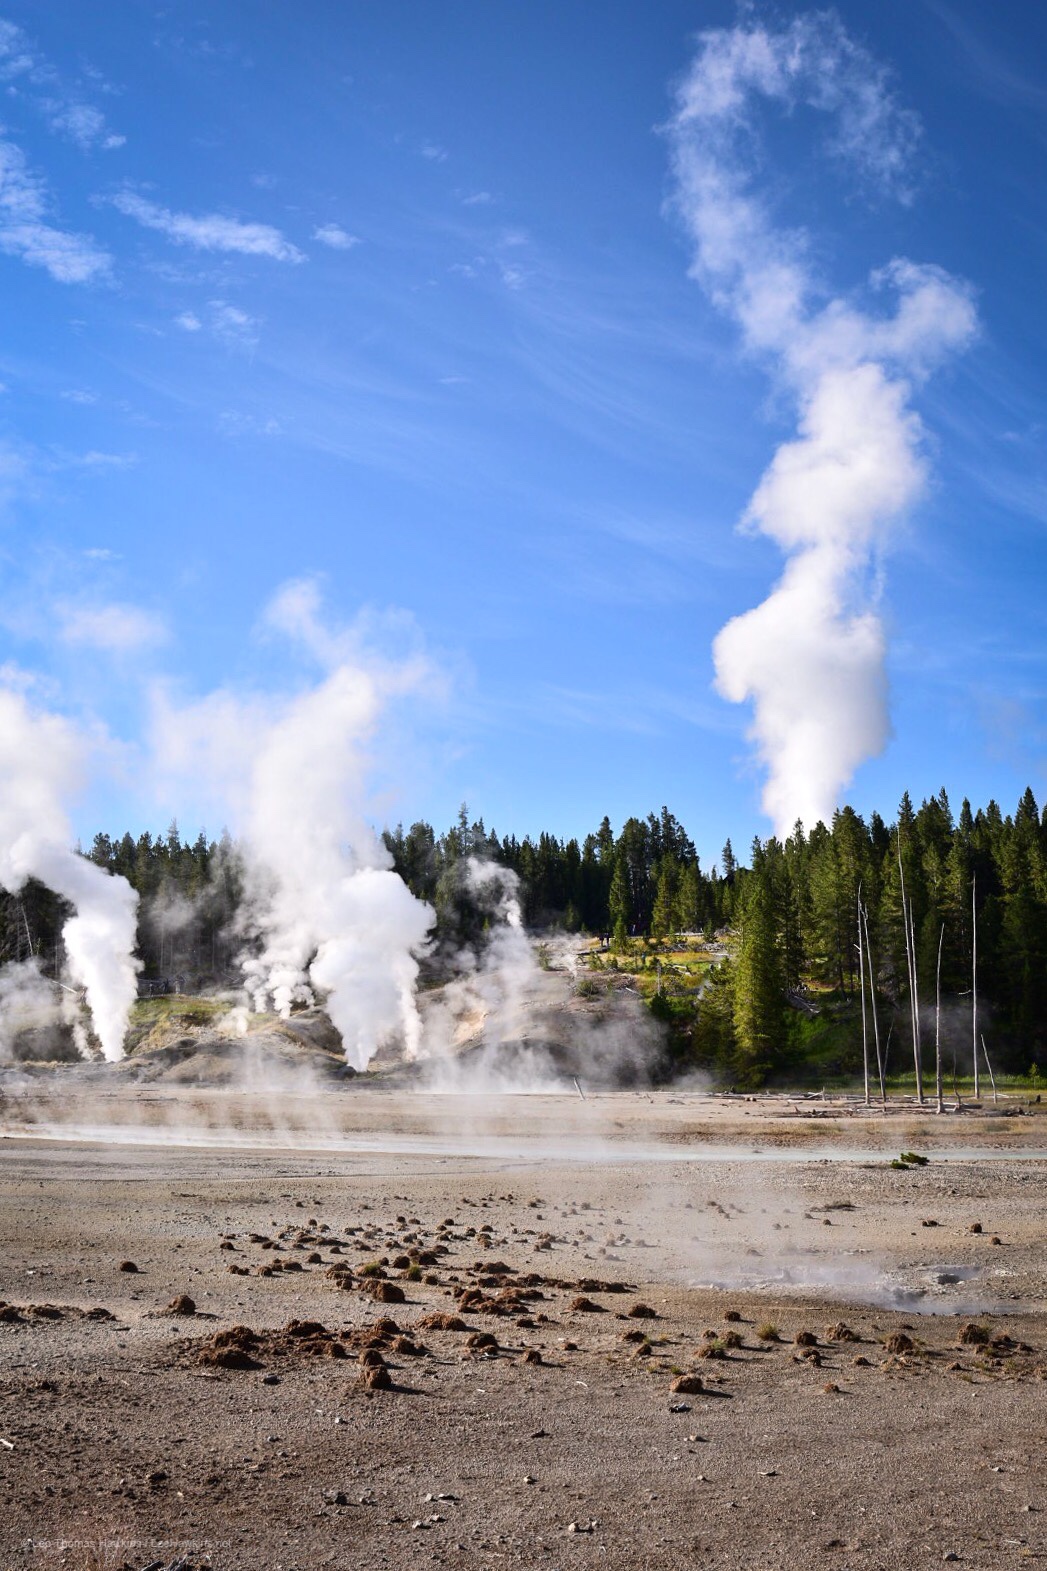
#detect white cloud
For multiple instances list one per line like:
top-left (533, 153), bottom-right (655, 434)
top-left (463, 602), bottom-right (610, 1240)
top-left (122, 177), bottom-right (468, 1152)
top-left (77, 450), bottom-right (138, 469)
top-left (45, 101), bottom-right (125, 151)
top-left (61, 388), bottom-right (99, 404)
top-left (462, 190), bottom-right (492, 206)
top-left (0, 437), bottom-right (31, 508)
top-left (420, 141), bottom-right (447, 162)
top-left (217, 409), bottom-right (282, 439)
top-left (667, 12), bottom-right (977, 835)
top-left (313, 223), bottom-right (359, 250)
top-left (0, 139), bottom-right (111, 284)
top-left (0, 19), bottom-right (34, 80)
top-left (0, 21), bottom-right (124, 149)
top-left (208, 299), bottom-right (259, 348)
top-left (175, 303), bottom-right (257, 345)
top-left (57, 600), bottom-right (168, 653)
top-left (112, 191), bottom-right (304, 262)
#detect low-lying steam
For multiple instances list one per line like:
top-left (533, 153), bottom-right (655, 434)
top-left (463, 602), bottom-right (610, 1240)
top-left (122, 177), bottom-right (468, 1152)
top-left (666, 12), bottom-right (977, 835)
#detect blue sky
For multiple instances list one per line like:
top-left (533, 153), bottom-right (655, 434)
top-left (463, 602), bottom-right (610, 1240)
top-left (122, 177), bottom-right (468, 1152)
top-left (1, 1), bottom-right (1045, 866)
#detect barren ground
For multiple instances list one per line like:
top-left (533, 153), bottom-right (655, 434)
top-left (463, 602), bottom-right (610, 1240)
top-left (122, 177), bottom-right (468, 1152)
top-left (1, 1082), bottom-right (1046, 1571)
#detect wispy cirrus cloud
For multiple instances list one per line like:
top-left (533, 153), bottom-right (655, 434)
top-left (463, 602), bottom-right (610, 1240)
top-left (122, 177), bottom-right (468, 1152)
top-left (174, 300), bottom-right (260, 348)
top-left (313, 223), bottom-right (359, 250)
top-left (217, 409), bottom-right (281, 439)
top-left (0, 138), bottom-right (111, 283)
top-left (208, 299), bottom-right (259, 348)
top-left (56, 599), bottom-right (168, 653)
top-left (0, 436), bottom-right (32, 509)
top-left (111, 190), bottom-right (304, 262)
top-left (922, 0), bottom-right (1047, 112)
top-left (0, 17), bottom-right (125, 149)
top-left (0, 18), bottom-right (32, 78)
top-left (74, 450), bottom-right (138, 470)
top-left (45, 100), bottom-right (125, 152)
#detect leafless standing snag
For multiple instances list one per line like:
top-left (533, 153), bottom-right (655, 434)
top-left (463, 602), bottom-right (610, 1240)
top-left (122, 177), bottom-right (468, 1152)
top-left (980, 1034), bottom-right (998, 1107)
top-left (858, 884), bottom-right (869, 1108)
top-left (861, 900), bottom-right (886, 1104)
top-left (898, 849), bottom-right (924, 1104)
top-left (972, 872), bottom-right (980, 1101)
top-left (935, 923), bottom-right (945, 1115)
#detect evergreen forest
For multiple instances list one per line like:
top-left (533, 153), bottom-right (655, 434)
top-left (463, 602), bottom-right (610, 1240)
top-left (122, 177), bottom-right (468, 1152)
top-left (5, 787), bottom-right (1046, 1087)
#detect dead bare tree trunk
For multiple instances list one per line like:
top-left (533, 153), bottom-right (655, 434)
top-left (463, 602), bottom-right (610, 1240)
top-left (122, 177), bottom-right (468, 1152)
top-left (899, 850), bottom-right (924, 1104)
top-left (972, 872), bottom-right (979, 1101)
top-left (981, 1034), bottom-right (998, 1106)
top-left (935, 923), bottom-right (945, 1114)
top-left (862, 902), bottom-right (886, 1105)
top-left (858, 885), bottom-right (869, 1107)
top-left (21, 903), bottom-right (34, 959)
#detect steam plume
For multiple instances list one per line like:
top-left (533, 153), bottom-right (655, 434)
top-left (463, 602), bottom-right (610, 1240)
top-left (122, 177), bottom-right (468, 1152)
top-left (152, 582), bottom-right (436, 1070)
top-left (0, 686), bottom-right (139, 1060)
top-left (421, 859), bottom-right (542, 1062)
top-left (667, 12), bottom-right (977, 834)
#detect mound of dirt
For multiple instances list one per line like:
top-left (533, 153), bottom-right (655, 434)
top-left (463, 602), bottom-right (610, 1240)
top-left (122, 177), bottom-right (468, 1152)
top-left (117, 1003), bottom-right (346, 1086)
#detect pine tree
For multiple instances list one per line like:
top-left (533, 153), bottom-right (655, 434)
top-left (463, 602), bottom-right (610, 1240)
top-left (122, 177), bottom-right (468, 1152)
top-left (608, 854), bottom-right (630, 950)
top-left (732, 868), bottom-right (784, 1086)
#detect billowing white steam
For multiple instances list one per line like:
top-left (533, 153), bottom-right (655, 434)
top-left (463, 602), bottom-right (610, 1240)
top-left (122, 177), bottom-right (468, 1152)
top-left (421, 859), bottom-right (543, 1060)
top-left (0, 958), bottom-right (62, 1062)
top-left (667, 12), bottom-right (977, 834)
top-left (0, 686), bottom-right (139, 1060)
top-left (151, 582), bottom-right (436, 1070)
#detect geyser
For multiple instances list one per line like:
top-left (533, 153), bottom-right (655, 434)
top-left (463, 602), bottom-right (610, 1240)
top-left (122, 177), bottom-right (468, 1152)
top-left (151, 580), bottom-right (437, 1070)
top-left (0, 685), bottom-right (139, 1061)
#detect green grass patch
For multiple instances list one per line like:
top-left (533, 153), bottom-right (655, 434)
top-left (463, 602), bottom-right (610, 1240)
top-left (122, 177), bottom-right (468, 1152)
top-left (130, 994), bottom-right (228, 1028)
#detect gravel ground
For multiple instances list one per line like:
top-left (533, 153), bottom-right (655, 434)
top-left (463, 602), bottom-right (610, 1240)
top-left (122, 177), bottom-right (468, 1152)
top-left (1, 1085), bottom-right (1046, 1571)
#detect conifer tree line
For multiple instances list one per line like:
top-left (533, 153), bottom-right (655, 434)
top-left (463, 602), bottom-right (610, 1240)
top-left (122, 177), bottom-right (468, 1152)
top-left (3, 788), bottom-right (1044, 1081)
